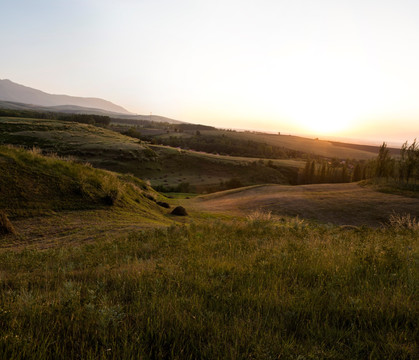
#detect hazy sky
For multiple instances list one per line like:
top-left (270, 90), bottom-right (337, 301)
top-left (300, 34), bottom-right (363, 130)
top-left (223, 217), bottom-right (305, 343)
top-left (1, 0), bottom-right (419, 144)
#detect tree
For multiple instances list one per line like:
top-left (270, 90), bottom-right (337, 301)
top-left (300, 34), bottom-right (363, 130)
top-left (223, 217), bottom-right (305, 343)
top-left (352, 163), bottom-right (362, 182)
top-left (399, 139), bottom-right (419, 184)
top-left (375, 142), bottom-right (392, 179)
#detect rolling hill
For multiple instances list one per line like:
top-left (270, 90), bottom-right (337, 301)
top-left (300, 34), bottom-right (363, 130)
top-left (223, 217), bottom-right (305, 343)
top-left (0, 117), bottom-right (302, 191)
top-left (191, 183), bottom-right (419, 226)
top-left (156, 129), bottom-right (399, 160)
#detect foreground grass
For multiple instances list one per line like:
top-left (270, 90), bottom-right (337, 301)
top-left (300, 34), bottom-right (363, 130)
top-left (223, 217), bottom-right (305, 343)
top-left (0, 220), bottom-right (418, 359)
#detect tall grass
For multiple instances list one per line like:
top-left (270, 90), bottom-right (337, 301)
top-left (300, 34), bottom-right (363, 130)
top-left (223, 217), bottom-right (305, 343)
top-left (0, 219), bottom-right (417, 359)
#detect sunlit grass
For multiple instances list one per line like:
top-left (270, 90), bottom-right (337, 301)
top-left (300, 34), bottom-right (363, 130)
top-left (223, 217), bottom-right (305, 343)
top-left (0, 219), bottom-right (417, 359)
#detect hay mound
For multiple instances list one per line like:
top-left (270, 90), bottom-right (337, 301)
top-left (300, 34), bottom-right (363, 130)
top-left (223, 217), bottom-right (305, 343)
top-left (171, 206), bottom-right (188, 216)
top-left (0, 211), bottom-right (16, 235)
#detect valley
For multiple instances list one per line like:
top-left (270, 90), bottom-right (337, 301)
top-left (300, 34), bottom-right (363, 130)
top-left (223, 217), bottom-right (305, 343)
top-left (0, 111), bottom-right (418, 359)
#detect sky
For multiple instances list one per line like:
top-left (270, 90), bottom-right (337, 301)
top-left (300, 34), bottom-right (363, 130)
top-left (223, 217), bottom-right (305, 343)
top-left (1, 0), bottom-right (419, 145)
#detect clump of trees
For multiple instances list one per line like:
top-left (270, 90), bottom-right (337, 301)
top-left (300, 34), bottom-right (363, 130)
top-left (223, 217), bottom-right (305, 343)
top-left (300, 140), bottom-right (419, 189)
top-left (300, 158), bottom-right (373, 184)
top-left (374, 140), bottom-right (419, 188)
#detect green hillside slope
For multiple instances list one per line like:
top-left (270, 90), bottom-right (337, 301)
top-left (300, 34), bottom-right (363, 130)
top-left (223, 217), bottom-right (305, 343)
top-left (0, 145), bottom-right (164, 219)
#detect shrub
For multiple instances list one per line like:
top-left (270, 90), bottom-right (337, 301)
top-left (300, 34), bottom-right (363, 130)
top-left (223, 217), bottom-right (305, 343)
top-left (388, 212), bottom-right (419, 230)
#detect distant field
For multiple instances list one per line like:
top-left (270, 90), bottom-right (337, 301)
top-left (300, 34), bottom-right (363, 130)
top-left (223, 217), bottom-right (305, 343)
top-left (141, 145), bottom-right (303, 190)
top-left (191, 182), bottom-right (419, 226)
top-left (204, 131), bottom-right (385, 159)
top-left (158, 129), bottom-right (397, 160)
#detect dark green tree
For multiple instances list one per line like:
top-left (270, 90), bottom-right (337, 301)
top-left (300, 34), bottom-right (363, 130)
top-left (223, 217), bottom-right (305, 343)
top-left (375, 142), bottom-right (392, 178)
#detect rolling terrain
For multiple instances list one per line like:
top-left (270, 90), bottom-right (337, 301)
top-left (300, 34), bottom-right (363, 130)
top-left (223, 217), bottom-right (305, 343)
top-left (0, 112), bottom-right (418, 359)
top-left (191, 183), bottom-right (419, 226)
top-left (155, 128), bottom-right (399, 160)
top-left (0, 117), bottom-right (301, 191)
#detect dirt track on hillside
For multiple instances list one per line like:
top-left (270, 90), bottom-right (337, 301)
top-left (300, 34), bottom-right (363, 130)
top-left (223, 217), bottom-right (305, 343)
top-left (190, 183), bottom-right (419, 226)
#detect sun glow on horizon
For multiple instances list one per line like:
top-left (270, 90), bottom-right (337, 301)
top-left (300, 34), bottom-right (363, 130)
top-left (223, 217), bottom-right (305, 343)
top-left (292, 111), bottom-right (353, 136)
top-left (2, 0), bottom-right (419, 143)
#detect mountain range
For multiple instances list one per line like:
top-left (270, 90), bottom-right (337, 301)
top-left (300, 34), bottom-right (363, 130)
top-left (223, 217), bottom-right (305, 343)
top-left (0, 79), bottom-right (183, 124)
top-left (0, 79), bottom-right (132, 114)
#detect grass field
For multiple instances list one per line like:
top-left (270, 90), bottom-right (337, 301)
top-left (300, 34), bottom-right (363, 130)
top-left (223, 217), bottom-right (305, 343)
top-left (0, 219), bottom-right (417, 359)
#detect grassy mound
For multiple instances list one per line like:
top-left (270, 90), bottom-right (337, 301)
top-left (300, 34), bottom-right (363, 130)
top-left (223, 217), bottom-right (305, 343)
top-left (0, 145), bottom-right (163, 218)
top-left (0, 219), bottom-right (417, 359)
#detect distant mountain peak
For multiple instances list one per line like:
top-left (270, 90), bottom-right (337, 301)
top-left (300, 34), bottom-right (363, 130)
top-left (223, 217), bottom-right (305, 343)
top-left (0, 79), bottom-right (133, 115)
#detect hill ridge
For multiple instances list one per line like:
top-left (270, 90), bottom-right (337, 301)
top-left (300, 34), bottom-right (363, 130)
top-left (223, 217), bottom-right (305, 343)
top-left (0, 79), bottom-right (132, 115)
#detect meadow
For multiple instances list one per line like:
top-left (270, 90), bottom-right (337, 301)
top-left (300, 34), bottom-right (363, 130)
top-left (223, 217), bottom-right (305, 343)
top-left (0, 217), bottom-right (417, 359)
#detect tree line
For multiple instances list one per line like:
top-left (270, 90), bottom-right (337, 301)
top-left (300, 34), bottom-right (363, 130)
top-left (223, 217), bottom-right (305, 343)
top-left (301, 140), bottom-right (419, 188)
top-left (373, 140), bottom-right (419, 188)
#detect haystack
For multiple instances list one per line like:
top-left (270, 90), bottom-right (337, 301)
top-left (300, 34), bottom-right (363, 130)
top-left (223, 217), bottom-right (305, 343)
top-left (171, 206), bottom-right (188, 216)
top-left (0, 211), bottom-right (16, 235)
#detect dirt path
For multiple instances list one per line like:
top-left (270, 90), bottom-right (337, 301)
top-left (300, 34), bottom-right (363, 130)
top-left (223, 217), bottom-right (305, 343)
top-left (189, 183), bottom-right (419, 226)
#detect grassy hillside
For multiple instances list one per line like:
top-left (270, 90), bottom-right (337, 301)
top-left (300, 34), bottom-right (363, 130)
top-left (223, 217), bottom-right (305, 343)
top-left (0, 117), bottom-right (149, 166)
top-left (0, 145), bottom-right (165, 218)
top-left (141, 145), bottom-right (302, 191)
top-left (0, 219), bottom-right (417, 359)
top-left (0, 117), bottom-right (302, 191)
top-left (191, 183), bottom-right (419, 226)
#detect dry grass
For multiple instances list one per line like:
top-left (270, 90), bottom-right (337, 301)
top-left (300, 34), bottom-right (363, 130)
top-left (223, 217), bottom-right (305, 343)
top-left (246, 209), bottom-right (272, 222)
top-left (389, 212), bottom-right (419, 230)
top-left (193, 183), bottom-right (419, 226)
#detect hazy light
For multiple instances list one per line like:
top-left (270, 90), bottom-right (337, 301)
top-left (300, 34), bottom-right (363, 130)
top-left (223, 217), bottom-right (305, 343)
top-left (1, 0), bottom-right (419, 144)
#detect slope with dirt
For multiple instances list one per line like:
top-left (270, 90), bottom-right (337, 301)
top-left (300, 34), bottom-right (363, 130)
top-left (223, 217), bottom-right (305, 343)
top-left (190, 183), bottom-right (419, 226)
